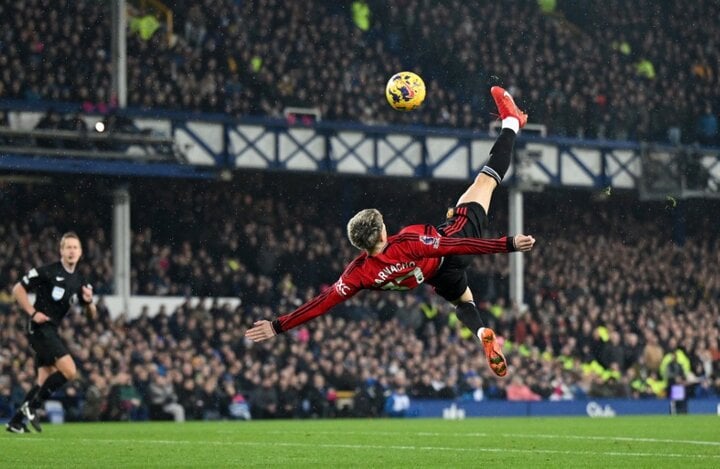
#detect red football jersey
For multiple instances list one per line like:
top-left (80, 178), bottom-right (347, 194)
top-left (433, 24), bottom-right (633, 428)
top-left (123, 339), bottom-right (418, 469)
top-left (272, 224), bottom-right (513, 333)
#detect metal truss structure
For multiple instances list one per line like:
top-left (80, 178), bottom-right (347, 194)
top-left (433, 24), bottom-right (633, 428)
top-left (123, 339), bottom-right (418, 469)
top-left (1, 102), bottom-right (719, 198)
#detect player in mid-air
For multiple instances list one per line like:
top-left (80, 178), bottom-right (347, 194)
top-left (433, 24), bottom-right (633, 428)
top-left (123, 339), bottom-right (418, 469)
top-left (246, 86), bottom-right (532, 377)
top-left (6, 232), bottom-right (96, 433)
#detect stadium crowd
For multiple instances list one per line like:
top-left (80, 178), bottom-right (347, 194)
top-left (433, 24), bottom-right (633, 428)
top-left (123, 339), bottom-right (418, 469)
top-left (1, 176), bottom-right (719, 421)
top-left (1, 0), bottom-right (719, 144)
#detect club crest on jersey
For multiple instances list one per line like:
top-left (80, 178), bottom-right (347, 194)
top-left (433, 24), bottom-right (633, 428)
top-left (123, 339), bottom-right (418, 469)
top-left (52, 286), bottom-right (65, 301)
top-left (335, 279), bottom-right (350, 296)
top-left (419, 235), bottom-right (440, 249)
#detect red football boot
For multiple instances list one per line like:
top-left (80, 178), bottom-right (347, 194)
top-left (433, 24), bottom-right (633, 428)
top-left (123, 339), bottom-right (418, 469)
top-left (479, 327), bottom-right (508, 377)
top-left (491, 86), bottom-right (528, 128)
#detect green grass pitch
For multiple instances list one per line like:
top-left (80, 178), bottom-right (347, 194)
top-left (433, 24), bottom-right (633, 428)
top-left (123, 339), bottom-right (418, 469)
top-left (3, 416), bottom-right (719, 468)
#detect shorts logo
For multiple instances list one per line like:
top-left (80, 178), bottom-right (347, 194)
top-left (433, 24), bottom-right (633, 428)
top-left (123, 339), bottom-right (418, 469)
top-left (419, 235), bottom-right (440, 249)
top-left (335, 279), bottom-right (350, 296)
top-left (51, 286), bottom-right (65, 301)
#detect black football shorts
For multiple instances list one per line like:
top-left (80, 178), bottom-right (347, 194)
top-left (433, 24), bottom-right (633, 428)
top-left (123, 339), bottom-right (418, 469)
top-left (28, 323), bottom-right (70, 367)
top-left (427, 202), bottom-right (489, 302)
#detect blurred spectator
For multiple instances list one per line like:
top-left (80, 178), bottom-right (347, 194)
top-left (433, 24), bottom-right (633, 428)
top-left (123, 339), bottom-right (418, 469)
top-left (461, 373), bottom-right (485, 402)
top-left (83, 372), bottom-right (108, 421)
top-left (149, 373), bottom-right (185, 422)
top-left (103, 372), bottom-right (142, 421)
top-left (384, 373), bottom-right (411, 417)
top-left (0, 376), bottom-right (13, 419)
top-left (696, 104), bottom-right (718, 145)
top-left (506, 376), bottom-right (541, 401)
top-left (250, 376), bottom-right (279, 419)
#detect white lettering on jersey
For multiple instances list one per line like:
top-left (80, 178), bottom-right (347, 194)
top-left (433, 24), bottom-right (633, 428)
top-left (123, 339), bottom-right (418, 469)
top-left (335, 279), bottom-right (350, 296)
top-left (373, 261), bottom-right (416, 285)
top-left (28, 268), bottom-right (38, 278)
top-left (56, 276), bottom-right (65, 281)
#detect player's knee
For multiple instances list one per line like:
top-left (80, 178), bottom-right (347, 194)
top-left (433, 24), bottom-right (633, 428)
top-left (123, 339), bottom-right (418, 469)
top-left (57, 361), bottom-right (78, 380)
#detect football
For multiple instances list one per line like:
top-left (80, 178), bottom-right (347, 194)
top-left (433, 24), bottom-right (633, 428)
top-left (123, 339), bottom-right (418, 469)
top-left (385, 71), bottom-right (426, 111)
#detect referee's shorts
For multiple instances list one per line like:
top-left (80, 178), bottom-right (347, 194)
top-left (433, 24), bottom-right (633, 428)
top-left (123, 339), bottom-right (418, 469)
top-left (28, 322), bottom-right (70, 367)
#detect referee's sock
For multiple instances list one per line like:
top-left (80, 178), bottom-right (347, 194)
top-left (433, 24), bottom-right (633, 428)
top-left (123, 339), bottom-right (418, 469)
top-left (29, 372), bottom-right (68, 409)
top-left (8, 384), bottom-right (40, 424)
top-left (480, 128), bottom-right (516, 184)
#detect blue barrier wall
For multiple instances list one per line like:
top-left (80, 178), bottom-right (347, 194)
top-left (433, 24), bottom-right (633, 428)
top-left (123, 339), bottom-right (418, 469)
top-left (405, 399), bottom-right (720, 419)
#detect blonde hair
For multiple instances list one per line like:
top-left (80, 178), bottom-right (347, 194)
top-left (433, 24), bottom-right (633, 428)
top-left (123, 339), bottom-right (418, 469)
top-left (347, 209), bottom-right (384, 251)
top-left (60, 231), bottom-right (81, 248)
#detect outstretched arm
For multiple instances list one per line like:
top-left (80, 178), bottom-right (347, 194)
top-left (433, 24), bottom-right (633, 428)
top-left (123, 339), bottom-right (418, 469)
top-left (245, 282), bottom-right (357, 342)
top-left (413, 233), bottom-right (535, 258)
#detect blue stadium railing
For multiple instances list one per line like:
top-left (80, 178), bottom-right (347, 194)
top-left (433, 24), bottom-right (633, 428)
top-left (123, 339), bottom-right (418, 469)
top-left (1, 100), bottom-right (719, 198)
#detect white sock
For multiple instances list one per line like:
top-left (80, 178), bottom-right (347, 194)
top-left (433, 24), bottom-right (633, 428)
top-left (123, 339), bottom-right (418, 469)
top-left (502, 117), bottom-right (520, 133)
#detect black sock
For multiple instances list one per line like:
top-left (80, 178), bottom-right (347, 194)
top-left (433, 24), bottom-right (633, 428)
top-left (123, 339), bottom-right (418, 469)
top-left (455, 301), bottom-right (484, 334)
top-left (480, 128), bottom-right (516, 184)
top-left (9, 384), bottom-right (40, 424)
top-left (29, 372), bottom-right (68, 409)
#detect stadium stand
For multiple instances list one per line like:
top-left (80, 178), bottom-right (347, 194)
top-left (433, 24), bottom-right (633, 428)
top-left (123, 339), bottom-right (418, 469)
top-left (1, 0), bottom-right (718, 144)
top-left (1, 175), bottom-right (718, 420)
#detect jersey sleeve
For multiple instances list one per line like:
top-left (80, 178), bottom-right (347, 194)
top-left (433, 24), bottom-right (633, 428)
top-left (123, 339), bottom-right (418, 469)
top-left (407, 234), bottom-right (515, 258)
top-left (20, 265), bottom-right (51, 292)
top-left (271, 274), bottom-right (362, 334)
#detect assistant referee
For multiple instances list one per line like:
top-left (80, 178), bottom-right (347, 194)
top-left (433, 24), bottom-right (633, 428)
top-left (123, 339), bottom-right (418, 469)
top-left (6, 232), bottom-right (97, 433)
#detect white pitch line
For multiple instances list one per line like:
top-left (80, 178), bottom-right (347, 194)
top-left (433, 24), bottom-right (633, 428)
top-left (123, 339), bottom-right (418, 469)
top-left (14, 437), bottom-right (720, 460)
top-left (263, 429), bottom-right (720, 447)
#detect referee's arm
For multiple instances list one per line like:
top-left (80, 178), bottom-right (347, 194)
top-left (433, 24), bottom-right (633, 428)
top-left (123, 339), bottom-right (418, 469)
top-left (81, 285), bottom-right (97, 320)
top-left (12, 282), bottom-right (49, 323)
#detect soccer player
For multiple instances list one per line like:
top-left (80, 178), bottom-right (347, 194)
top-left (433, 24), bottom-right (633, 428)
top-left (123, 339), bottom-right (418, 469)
top-left (6, 232), bottom-right (96, 433)
top-left (246, 86), bottom-right (531, 377)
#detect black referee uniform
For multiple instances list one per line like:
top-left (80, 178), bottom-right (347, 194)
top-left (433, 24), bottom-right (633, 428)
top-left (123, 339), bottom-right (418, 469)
top-left (6, 261), bottom-right (92, 433)
top-left (21, 261), bottom-right (93, 365)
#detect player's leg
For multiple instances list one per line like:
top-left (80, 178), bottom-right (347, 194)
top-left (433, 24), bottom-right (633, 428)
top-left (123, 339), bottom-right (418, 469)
top-left (455, 86), bottom-right (528, 214)
top-left (428, 261), bottom-right (508, 377)
top-left (451, 287), bottom-right (508, 377)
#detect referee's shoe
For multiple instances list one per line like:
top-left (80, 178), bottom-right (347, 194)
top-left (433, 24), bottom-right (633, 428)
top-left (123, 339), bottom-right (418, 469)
top-left (6, 422), bottom-right (31, 434)
top-left (20, 402), bottom-right (42, 433)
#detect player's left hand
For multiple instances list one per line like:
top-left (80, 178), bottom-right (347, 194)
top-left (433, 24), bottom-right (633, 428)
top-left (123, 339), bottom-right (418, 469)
top-left (81, 285), bottom-right (94, 303)
top-left (513, 234), bottom-right (536, 251)
top-left (245, 320), bottom-right (277, 342)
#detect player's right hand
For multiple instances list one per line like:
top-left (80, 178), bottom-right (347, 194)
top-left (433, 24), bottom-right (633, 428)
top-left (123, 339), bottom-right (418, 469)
top-left (245, 320), bottom-right (278, 342)
top-left (513, 234), bottom-right (536, 252)
top-left (31, 311), bottom-right (50, 324)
